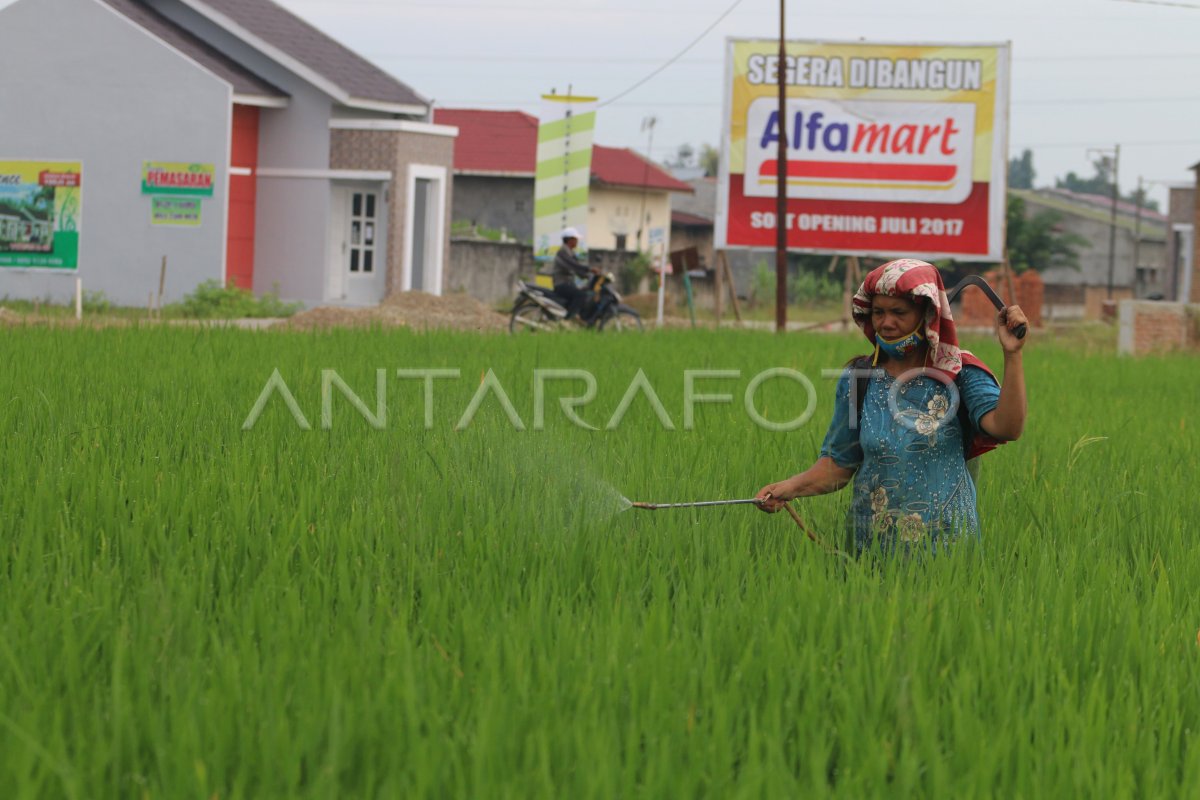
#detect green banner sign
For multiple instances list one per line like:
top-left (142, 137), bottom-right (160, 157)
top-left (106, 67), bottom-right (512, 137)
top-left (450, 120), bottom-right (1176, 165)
top-left (0, 159), bottom-right (81, 269)
top-left (151, 196), bottom-right (202, 227)
top-left (142, 161), bottom-right (214, 197)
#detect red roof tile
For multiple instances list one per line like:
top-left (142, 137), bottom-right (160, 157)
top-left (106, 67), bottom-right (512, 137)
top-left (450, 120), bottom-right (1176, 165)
top-left (433, 109), bottom-right (692, 193)
top-left (591, 146), bottom-right (693, 193)
top-left (433, 108), bottom-right (537, 175)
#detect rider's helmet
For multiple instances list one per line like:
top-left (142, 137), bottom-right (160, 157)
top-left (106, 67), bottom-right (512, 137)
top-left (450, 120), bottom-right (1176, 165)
top-left (561, 227), bottom-right (580, 241)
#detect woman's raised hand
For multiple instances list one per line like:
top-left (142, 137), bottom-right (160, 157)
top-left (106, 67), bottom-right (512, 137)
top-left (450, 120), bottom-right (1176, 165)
top-left (998, 304), bottom-right (1029, 353)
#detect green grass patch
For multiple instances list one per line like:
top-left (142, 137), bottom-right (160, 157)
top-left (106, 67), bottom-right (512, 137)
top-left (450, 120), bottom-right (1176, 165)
top-left (1, 327), bottom-right (1198, 796)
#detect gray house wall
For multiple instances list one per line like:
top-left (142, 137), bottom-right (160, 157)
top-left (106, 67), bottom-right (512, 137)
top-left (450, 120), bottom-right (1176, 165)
top-left (147, 0), bottom-right (340, 305)
top-left (0, 0), bottom-right (230, 306)
top-left (450, 176), bottom-right (534, 242)
top-left (145, 0), bottom-right (444, 306)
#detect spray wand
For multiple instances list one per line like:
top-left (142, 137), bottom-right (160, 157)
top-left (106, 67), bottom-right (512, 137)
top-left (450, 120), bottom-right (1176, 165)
top-left (630, 493), bottom-right (841, 556)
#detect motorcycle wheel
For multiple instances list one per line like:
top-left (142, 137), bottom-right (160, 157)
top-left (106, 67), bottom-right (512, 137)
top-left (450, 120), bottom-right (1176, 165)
top-left (598, 308), bottom-right (644, 332)
top-left (510, 302), bottom-right (557, 334)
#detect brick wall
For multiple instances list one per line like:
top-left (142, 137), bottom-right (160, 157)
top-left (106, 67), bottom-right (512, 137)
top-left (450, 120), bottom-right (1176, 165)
top-left (1118, 301), bottom-right (1200, 355)
top-left (954, 269), bottom-right (1044, 329)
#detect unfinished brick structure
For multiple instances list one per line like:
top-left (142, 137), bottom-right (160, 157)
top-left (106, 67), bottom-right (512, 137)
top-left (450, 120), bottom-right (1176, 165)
top-left (954, 269), bottom-right (1044, 330)
top-left (1118, 301), bottom-right (1200, 356)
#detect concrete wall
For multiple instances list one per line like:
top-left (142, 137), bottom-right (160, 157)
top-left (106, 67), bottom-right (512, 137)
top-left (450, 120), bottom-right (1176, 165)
top-left (588, 186), bottom-right (671, 253)
top-left (0, 0), bottom-right (230, 306)
top-left (445, 239), bottom-right (535, 305)
top-left (1118, 300), bottom-right (1200, 355)
top-left (450, 176), bottom-right (533, 242)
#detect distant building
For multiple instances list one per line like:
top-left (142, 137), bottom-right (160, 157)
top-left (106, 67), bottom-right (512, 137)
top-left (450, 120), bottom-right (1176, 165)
top-left (669, 177), bottom-right (716, 270)
top-left (1012, 188), bottom-right (1167, 319)
top-left (431, 109), bottom-right (537, 242)
top-left (0, 0), bottom-right (454, 307)
top-left (432, 108), bottom-right (692, 251)
top-left (1165, 183), bottom-right (1193, 303)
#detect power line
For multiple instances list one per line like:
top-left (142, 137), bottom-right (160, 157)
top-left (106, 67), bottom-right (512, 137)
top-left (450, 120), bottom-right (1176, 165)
top-left (596, 0), bottom-right (745, 109)
top-left (1019, 95), bottom-right (1200, 105)
top-left (1010, 139), bottom-right (1200, 149)
top-left (370, 51), bottom-right (1200, 64)
top-left (435, 96), bottom-right (1200, 108)
top-left (1110, 0), bottom-right (1200, 8)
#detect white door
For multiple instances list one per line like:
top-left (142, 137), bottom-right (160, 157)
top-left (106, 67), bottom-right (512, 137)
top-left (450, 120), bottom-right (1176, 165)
top-left (328, 184), bottom-right (386, 305)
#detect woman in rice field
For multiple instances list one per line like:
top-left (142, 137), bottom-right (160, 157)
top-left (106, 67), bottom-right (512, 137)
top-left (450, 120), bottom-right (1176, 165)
top-left (755, 259), bottom-right (1028, 554)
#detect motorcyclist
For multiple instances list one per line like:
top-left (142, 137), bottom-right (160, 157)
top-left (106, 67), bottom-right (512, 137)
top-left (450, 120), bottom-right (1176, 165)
top-left (551, 227), bottom-right (599, 321)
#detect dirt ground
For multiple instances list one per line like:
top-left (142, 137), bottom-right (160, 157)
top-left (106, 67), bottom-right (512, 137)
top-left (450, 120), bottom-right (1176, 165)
top-left (283, 292), bottom-right (509, 333)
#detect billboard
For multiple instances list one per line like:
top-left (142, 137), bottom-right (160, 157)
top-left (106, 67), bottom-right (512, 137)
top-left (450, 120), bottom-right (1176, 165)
top-left (0, 160), bottom-right (82, 269)
top-left (717, 40), bottom-right (1010, 261)
top-left (533, 94), bottom-right (596, 260)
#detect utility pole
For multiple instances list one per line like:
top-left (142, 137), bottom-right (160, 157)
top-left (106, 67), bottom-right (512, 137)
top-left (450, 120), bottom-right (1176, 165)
top-left (637, 116), bottom-right (656, 252)
top-left (1132, 175), bottom-right (1143, 293)
top-left (1106, 144), bottom-right (1120, 300)
top-left (775, 0), bottom-right (788, 333)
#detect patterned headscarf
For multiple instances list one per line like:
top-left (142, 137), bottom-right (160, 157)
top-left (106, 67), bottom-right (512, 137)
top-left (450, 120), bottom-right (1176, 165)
top-left (851, 258), bottom-right (1002, 459)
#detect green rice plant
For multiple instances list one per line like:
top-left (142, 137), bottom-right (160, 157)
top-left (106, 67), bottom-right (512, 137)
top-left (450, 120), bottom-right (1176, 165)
top-left (170, 280), bottom-right (303, 319)
top-left (0, 325), bottom-right (1198, 797)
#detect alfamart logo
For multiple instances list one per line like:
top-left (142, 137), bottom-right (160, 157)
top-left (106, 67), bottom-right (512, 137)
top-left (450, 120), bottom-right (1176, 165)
top-left (744, 98), bottom-right (976, 204)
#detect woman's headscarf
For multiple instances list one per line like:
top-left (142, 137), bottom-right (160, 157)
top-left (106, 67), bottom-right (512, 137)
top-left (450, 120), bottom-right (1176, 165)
top-left (851, 258), bottom-right (1002, 459)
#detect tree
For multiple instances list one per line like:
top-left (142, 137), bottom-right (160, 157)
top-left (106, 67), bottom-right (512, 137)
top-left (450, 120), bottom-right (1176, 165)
top-left (1055, 156), bottom-right (1159, 211)
top-left (1008, 149), bottom-right (1035, 190)
top-left (1005, 194), bottom-right (1088, 273)
top-left (1056, 156), bottom-right (1113, 197)
top-left (699, 144), bottom-right (719, 177)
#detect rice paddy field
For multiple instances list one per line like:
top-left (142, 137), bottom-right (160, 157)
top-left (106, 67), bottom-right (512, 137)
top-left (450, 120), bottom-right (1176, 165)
top-left (3, 323), bottom-right (1200, 797)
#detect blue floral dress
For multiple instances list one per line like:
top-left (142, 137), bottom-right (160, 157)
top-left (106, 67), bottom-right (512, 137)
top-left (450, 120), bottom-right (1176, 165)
top-left (820, 365), bottom-right (1001, 555)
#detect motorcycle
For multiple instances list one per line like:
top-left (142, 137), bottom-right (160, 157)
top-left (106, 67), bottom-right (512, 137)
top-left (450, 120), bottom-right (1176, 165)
top-left (509, 271), bottom-right (644, 333)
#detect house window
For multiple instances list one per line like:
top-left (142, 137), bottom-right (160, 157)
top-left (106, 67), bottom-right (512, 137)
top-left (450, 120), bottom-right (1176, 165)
top-left (615, 234), bottom-right (627, 251)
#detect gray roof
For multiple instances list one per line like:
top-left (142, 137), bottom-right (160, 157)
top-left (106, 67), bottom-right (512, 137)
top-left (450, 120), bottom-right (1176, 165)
top-left (101, 0), bottom-right (287, 99)
top-left (191, 0), bottom-right (426, 109)
top-left (671, 177), bottom-right (717, 221)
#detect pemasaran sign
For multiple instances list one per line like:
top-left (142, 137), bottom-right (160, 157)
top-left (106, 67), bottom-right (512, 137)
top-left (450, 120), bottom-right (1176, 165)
top-left (717, 40), bottom-right (1010, 261)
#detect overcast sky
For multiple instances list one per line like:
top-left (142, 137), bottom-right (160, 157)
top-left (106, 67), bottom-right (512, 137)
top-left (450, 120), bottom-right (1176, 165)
top-left (269, 0), bottom-right (1199, 208)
